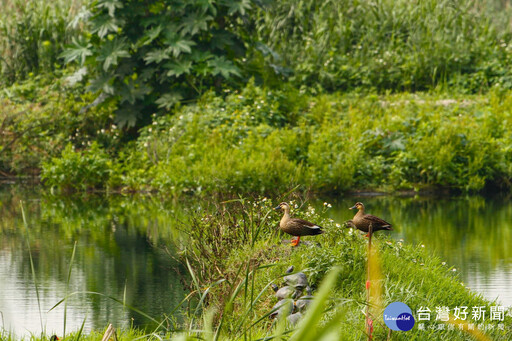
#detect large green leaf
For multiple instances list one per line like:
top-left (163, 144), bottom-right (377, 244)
top-left (59, 38), bottom-right (92, 65)
top-left (207, 56), bottom-right (241, 78)
top-left (88, 73), bottom-right (115, 94)
top-left (166, 39), bottom-right (196, 58)
top-left (155, 92), bottom-right (183, 109)
top-left (180, 12), bottom-right (213, 36)
top-left (97, 39), bottom-right (130, 71)
top-left (144, 49), bottom-right (171, 64)
top-left (91, 13), bottom-right (122, 38)
top-left (96, 0), bottom-right (124, 17)
top-left (138, 25), bottom-right (163, 47)
top-left (227, 0), bottom-right (252, 15)
top-left (165, 60), bottom-right (193, 77)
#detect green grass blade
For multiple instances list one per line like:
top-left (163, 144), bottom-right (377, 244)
top-left (20, 200), bottom-right (44, 334)
top-left (64, 240), bottom-right (78, 337)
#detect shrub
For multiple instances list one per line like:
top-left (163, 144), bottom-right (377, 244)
top-left (42, 142), bottom-right (112, 192)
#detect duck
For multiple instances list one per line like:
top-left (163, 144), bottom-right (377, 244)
top-left (274, 202), bottom-right (324, 246)
top-left (349, 202), bottom-right (393, 236)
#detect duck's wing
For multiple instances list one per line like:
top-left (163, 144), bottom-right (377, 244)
top-left (291, 218), bottom-right (323, 229)
top-left (362, 215), bottom-right (392, 229)
top-left (286, 218), bottom-right (324, 235)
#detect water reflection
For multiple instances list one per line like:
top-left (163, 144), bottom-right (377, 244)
top-left (0, 185), bottom-right (186, 337)
top-left (319, 194), bottom-right (512, 306)
top-left (3, 184), bottom-right (512, 337)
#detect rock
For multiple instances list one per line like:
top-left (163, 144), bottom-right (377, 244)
top-left (287, 312), bottom-right (303, 326)
top-left (284, 272), bottom-right (308, 290)
top-left (269, 298), bottom-right (295, 319)
top-left (295, 286), bottom-right (313, 312)
top-left (275, 285), bottom-right (302, 300)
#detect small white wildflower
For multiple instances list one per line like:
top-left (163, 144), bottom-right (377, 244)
top-left (452, 268), bottom-right (457, 272)
top-left (257, 105), bottom-right (261, 109)
top-left (327, 203), bottom-right (332, 208)
top-left (100, 129), bottom-right (105, 134)
top-left (148, 128), bottom-right (152, 132)
top-left (112, 124), bottom-right (117, 129)
top-left (294, 204), bottom-right (298, 209)
top-left (421, 244), bottom-right (425, 248)
top-left (143, 142), bottom-right (148, 147)
top-left (323, 202), bottom-right (328, 206)
top-left (442, 262), bottom-right (446, 266)
top-left (262, 197), bottom-right (267, 202)
top-left (336, 223), bottom-right (341, 228)
top-left (400, 239), bottom-right (404, 242)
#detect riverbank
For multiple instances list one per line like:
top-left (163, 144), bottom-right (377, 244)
top-left (2, 78), bottom-right (512, 196)
top-left (2, 193), bottom-right (511, 340)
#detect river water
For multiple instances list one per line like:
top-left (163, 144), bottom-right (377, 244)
top-left (1, 184), bottom-right (511, 337)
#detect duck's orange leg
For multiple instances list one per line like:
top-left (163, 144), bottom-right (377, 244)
top-left (290, 236), bottom-right (300, 246)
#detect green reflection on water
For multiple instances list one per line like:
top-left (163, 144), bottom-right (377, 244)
top-left (0, 185), bottom-right (187, 337)
top-left (317, 194), bottom-right (512, 305)
top-left (3, 183), bottom-right (512, 337)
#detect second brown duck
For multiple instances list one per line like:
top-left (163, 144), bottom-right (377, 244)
top-left (274, 202), bottom-right (324, 246)
top-left (349, 202), bottom-right (393, 235)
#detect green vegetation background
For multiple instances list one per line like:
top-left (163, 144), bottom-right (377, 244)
top-left (2, 0), bottom-right (512, 339)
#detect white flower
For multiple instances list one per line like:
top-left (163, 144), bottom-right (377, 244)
top-left (336, 223), bottom-right (341, 228)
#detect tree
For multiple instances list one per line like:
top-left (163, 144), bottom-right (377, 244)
top-left (63, 0), bottom-right (255, 129)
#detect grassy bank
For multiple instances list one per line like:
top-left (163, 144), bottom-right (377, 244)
top-left (171, 197), bottom-right (512, 340)
top-left (34, 82), bottom-right (512, 195)
top-left (4, 196), bottom-right (511, 340)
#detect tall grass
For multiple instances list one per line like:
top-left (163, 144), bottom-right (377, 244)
top-left (20, 201), bottom-right (45, 337)
top-left (255, 0), bottom-right (512, 92)
top-left (0, 0), bottom-right (85, 85)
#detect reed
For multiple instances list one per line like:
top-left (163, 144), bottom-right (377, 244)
top-left (0, 0), bottom-right (84, 85)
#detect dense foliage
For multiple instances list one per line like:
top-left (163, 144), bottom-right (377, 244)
top-left (257, 0), bottom-right (512, 92)
top-left (0, 0), bottom-right (84, 85)
top-left (62, 0), bottom-right (259, 127)
top-left (0, 72), bottom-right (117, 176)
top-left (38, 83), bottom-right (512, 194)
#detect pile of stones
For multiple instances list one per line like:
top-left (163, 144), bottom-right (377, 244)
top-left (269, 266), bottom-right (314, 325)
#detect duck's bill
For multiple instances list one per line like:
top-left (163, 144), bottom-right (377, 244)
top-left (273, 205), bottom-right (281, 211)
top-left (349, 205), bottom-right (357, 210)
